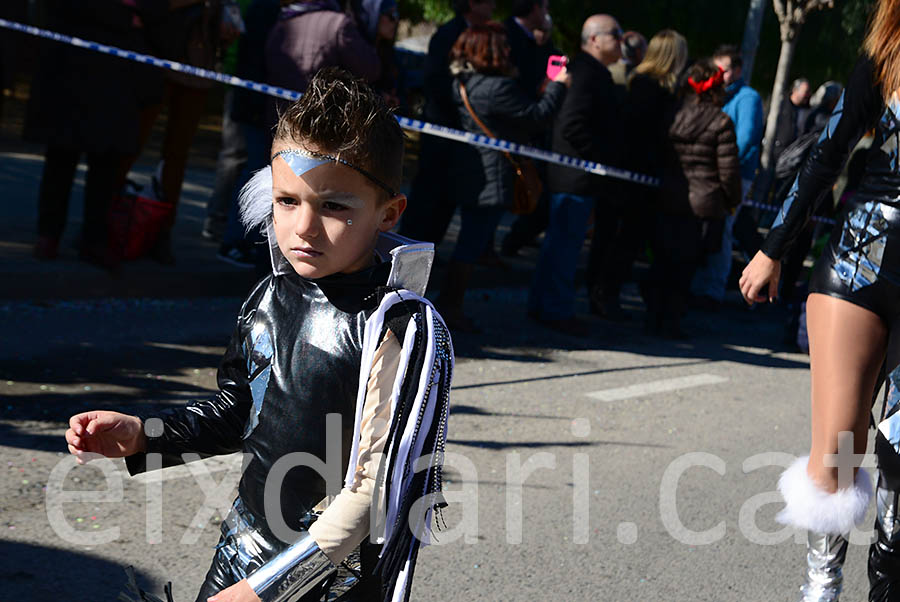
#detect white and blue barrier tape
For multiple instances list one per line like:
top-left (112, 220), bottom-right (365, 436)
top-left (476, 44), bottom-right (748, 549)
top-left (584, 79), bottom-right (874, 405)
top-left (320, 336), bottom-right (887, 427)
top-left (393, 116), bottom-right (661, 186)
top-left (742, 199), bottom-right (837, 226)
top-left (0, 18), bottom-right (303, 101)
top-left (0, 17), bottom-right (661, 187)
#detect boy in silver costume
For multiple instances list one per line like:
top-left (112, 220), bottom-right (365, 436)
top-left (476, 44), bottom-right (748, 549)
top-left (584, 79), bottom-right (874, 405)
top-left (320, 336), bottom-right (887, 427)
top-left (65, 68), bottom-right (453, 602)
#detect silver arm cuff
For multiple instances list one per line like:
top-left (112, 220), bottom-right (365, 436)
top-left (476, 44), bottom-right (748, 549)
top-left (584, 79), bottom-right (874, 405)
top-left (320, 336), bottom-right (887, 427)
top-left (246, 534), bottom-right (336, 602)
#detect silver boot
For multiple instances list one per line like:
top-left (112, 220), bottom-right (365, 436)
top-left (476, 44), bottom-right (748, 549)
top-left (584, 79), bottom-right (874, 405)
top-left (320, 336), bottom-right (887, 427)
top-left (777, 456), bottom-right (872, 602)
top-left (797, 531), bottom-right (849, 602)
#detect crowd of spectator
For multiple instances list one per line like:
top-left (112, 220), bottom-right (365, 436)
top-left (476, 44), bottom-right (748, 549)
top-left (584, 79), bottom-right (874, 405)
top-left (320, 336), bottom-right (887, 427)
top-left (25, 0), bottom-right (398, 273)
top-left (13, 0), bottom-right (849, 342)
top-left (404, 3), bottom-right (844, 340)
top-left (404, 2), bottom-right (766, 337)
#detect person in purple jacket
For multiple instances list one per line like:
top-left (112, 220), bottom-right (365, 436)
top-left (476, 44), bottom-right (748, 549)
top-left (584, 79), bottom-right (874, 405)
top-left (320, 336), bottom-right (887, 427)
top-left (264, 0), bottom-right (381, 131)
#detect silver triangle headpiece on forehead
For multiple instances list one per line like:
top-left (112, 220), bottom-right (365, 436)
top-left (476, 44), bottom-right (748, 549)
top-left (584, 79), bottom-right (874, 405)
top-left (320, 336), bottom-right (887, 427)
top-left (272, 148), bottom-right (397, 197)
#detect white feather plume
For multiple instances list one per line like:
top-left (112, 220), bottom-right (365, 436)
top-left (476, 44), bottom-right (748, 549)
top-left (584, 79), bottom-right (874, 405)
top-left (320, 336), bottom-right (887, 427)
top-left (776, 455), bottom-right (872, 534)
top-left (238, 166), bottom-right (274, 235)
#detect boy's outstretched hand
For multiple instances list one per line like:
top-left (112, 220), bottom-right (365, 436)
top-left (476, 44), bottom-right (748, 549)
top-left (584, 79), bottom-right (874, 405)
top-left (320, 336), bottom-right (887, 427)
top-left (65, 411), bottom-right (146, 464)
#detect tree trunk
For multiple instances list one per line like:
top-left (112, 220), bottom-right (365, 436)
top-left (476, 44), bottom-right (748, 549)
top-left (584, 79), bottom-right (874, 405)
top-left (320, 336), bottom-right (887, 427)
top-left (760, 35), bottom-right (797, 171)
top-left (741, 0), bottom-right (767, 83)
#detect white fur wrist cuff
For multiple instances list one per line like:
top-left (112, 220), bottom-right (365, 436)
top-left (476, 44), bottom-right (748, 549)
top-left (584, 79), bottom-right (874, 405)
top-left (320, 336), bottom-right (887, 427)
top-left (776, 455), bottom-right (872, 534)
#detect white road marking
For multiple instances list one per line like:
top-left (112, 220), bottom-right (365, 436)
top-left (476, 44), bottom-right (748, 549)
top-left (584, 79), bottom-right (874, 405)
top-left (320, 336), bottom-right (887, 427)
top-left (722, 344), bottom-right (774, 356)
top-left (585, 373), bottom-right (729, 402)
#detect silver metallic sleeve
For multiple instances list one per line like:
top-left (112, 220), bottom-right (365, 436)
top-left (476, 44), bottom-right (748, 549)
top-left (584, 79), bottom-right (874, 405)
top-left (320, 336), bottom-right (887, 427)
top-left (246, 533), bottom-right (336, 602)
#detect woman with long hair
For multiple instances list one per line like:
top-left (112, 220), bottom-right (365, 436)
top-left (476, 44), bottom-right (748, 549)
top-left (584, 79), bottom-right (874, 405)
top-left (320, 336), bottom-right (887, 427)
top-left (741, 1), bottom-right (900, 598)
top-left (437, 22), bottom-right (568, 333)
top-left (590, 29), bottom-right (688, 319)
top-left (630, 29), bottom-right (688, 93)
top-left (643, 58), bottom-right (741, 337)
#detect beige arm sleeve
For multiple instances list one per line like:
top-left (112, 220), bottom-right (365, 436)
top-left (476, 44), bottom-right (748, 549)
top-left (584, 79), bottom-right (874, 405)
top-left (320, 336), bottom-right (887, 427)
top-left (308, 330), bottom-right (402, 564)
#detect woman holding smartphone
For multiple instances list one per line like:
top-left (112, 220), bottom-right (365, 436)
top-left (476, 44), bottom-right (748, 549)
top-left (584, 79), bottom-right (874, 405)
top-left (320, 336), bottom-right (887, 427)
top-left (437, 22), bottom-right (569, 333)
top-left (740, 1), bottom-right (900, 598)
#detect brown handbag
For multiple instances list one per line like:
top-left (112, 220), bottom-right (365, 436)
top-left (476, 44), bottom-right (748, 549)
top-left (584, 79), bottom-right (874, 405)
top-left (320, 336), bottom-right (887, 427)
top-left (459, 82), bottom-right (542, 215)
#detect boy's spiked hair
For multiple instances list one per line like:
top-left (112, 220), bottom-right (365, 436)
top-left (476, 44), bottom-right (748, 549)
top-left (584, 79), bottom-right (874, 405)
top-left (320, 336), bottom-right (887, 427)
top-left (274, 67), bottom-right (405, 198)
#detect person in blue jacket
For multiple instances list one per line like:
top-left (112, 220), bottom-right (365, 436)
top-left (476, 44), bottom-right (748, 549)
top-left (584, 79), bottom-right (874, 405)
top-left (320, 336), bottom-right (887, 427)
top-left (691, 44), bottom-right (763, 308)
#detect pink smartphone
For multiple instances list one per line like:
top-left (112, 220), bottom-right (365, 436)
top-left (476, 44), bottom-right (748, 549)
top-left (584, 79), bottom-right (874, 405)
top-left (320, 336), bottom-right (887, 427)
top-left (546, 55), bottom-right (567, 80)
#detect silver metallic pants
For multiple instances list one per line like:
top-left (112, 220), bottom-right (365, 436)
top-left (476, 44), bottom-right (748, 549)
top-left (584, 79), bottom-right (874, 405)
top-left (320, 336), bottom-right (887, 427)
top-left (194, 498), bottom-right (367, 602)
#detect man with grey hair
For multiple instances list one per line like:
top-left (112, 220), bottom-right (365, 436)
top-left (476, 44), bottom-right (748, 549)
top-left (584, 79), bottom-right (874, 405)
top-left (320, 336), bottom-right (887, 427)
top-left (620, 31), bottom-right (647, 74)
top-left (802, 80), bottom-right (843, 134)
top-left (792, 78), bottom-right (812, 134)
top-left (608, 30), bottom-right (647, 93)
top-left (792, 77), bottom-right (811, 102)
top-left (774, 76), bottom-right (812, 160)
top-left (528, 13), bottom-right (623, 334)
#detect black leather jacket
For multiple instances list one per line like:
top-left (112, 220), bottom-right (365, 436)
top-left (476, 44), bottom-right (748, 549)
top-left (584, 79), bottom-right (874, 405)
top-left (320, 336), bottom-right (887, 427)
top-left (127, 262), bottom-right (391, 536)
top-left (762, 56), bottom-right (890, 260)
top-left (546, 51), bottom-right (622, 196)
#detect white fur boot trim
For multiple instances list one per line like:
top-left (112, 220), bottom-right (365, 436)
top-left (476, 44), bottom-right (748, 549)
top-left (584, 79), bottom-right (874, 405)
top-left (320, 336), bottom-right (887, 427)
top-left (776, 455), bottom-right (872, 535)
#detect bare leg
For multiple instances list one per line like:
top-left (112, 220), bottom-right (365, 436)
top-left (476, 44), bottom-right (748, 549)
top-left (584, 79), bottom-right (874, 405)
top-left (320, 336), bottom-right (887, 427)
top-left (779, 293), bottom-right (885, 602)
top-left (806, 293), bottom-right (887, 491)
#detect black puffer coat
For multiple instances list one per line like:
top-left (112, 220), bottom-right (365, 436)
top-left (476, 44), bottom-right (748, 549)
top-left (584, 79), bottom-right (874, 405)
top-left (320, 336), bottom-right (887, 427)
top-left (661, 99), bottom-right (742, 218)
top-left (450, 70), bottom-right (565, 208)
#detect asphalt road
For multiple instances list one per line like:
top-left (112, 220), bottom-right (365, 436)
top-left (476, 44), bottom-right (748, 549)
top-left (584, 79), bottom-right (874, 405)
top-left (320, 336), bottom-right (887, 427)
top-left (0, 143), bottom-right (879, 601)
top-left (0, 283), bottom-right (882, 602)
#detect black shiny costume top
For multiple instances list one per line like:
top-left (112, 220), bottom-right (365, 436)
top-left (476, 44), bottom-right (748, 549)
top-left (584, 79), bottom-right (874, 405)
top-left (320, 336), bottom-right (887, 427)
top-left (127, 261), bottom-right (392, 537)
top-left (760, 56), bottom-right (900, 323)
top-left (761, 56), bottom-right (886, 261)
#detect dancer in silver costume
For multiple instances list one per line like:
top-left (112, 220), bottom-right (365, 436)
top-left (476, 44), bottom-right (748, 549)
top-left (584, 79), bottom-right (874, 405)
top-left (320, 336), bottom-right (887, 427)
top-left (65, 69), bottom-right (453, 602)
top-left (741, 2), bottom-right (900, 599)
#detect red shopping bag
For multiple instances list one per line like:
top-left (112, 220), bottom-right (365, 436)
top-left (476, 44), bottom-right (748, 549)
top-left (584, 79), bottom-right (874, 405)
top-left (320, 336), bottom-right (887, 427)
top-left (108, 193), bottom-right (174, 260)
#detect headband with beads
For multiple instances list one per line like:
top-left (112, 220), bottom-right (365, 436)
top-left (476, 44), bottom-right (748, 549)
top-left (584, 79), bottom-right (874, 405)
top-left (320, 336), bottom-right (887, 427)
top-left (272, 148), bottom-right (397, 198)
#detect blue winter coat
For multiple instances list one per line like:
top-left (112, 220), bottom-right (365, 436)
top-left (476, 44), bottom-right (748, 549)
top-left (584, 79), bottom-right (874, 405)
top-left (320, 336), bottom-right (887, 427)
top-left (722, 78), bottom-right (764, 180)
